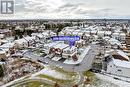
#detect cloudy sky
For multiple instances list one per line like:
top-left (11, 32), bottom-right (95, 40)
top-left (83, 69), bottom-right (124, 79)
top-left (1, 0), bottom-right (130, 19)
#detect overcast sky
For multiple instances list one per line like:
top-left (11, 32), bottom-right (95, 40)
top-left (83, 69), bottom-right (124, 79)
top-left (1, 0), bottom-right (130, 19)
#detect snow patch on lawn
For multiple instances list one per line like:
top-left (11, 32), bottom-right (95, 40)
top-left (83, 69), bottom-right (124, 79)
top-left (32, 66), bottom-right (69, 80)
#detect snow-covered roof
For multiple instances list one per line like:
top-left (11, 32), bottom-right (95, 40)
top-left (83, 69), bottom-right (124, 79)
top-left (105, 49), bottom-right (114, 54)
top-left (84, 28), bottom-right (91, 31)
top-left (105, 31), bottom-right (112, 35)
top-left (85, 34), bottom-right (90, 37)
top-left (78, 32), bottom-right (84, 36)
top-left (0, 34), bottom-right (5, 38)
top-left (113, 33), bottom-right (119, 36)
top-left (108, 38), bottom-right (122, 46)
top-left (37, 34), bottom-right (44, 38)
top-left (91, 30), bottom-right (97, 34)
top-left (24, 36), bottom-right (35, 41)
top-left (54, 43), bottom-right (69, 49)
top-left (116, 50), bottom-right (129, 61)
top-left (42, 32), bottom-right (49, 36)
top-left (76, 39), bottom-right (84, 43)
top-left (0, 40), bottom-right (8, 43)
top-left (120, 33), bottom-right (126, 36)
top-left (44, 42), bottom-right (60, 48)
top-left (0, 48), bottom-right (5, 54)
top-left (97, 31), bottom-right (105, 34)
top-left (113, 59), bottom-right (130, 68)
top-left (103, 36), bottom-right (110, 41)
top-left (93, 35), bottom-right (98, 38)
top-left (63, 46), bottom-right (77, 51)
top-left (14, 39), bottom-right (27, 45)
top-left (66, 29), bottom-right (75, 33)
top-left (72, 31), bottom-right (79, 35)
top-left (85, 31), bottom-right (90, 34)
top-left (31, 33), bottom-right (39, 36)
top-left (0, 42), bottom-right (15, 48)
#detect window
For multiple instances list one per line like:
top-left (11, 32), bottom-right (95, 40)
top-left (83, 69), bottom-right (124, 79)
top-left (67, 50), bottom-right (71, 54)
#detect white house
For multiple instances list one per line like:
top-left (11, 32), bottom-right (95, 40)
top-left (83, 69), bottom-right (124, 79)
top-left (108, 38), bottom-right (122, 49)
top-left (72, 31), bottom-right (79, 36)
top-left (76, 39), bottom-right (86, 47)
top-left (85, 31), bottom-right (91, 35)
top-left (51, 43), bottom-right (69, 55)
top-left (14, 36), bottom-right (35, 48)
top-left (14, 39), bottom-right (28, 48)
top-left (107, 58), bottom-right (130, 78)
top-left (0, 42), bottom-right (15, 57)
top-left (119, 33), bottom-right (126, 41)
top-left (31, 33), bottom-right (45, 42)
top-left (97, 31), bottom-right (105, 37)
top-left (112, 33), bottom-right (120, 40)
top-left (91, 30), bottom-right (97, 35)
top-left (0, 42), bottom-right (15, 49)
top-left (0, 34), bottom-right (5, 39)
top-left (105, 31), bottom-right (112, 36)
top-left (43, 42), bottom-right (60, 54)
top-left (62, 46), bottom-right (77, 59)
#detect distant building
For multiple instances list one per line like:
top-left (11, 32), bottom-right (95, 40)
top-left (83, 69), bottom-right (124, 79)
top-left (14, 36), bottom-right (35, 48)
top-left (107, 58), bottom-right (130, 78)
top-left (105, 50), bottom-right (130, 77)
top-left (126, 34), bottom-right (130, 49)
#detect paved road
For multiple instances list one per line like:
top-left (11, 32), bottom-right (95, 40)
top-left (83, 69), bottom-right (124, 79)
top-left (23, 45), bottom-right (98, 72)
top-left (23, 45), bottom-right (99, 85)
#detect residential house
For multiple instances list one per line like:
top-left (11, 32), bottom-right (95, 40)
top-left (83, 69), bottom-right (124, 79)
top-left (14, 36), bottom-right (35, 48)
top-left (106, 58), bottom-right (130, 78)
top-left (62, 46), bottom-right (77, 60)
top-left (76, 39), bottom-right (86, 48)
top-left (43, 42), bottom-right (60, 54)
top-left (51, 43), bottom-right (69, 56)
top-left (0, 42), bottom-right (15, 57)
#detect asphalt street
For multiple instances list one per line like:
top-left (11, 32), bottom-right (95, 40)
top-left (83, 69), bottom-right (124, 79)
top-left (23, 45), bottom-right (99, 85)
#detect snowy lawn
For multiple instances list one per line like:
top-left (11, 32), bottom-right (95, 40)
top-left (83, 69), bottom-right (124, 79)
top-left (83, 71), bottom-right (118, 87)
top-left (30, 65), bottom-right (77, 85)
top-left (32, 66), bottom-right (77, 80)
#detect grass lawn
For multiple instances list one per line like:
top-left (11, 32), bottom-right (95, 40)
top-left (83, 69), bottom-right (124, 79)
top-left (83, 71), bottom-right (119, 87)
top-left (37, 74), bottom-right (72, 85)
top-left (51, 66), bottom-right (77, 77)
top-left (13, 80), bottom-right (52, 87)
top-left (83, 70), bottom-right (102, 86)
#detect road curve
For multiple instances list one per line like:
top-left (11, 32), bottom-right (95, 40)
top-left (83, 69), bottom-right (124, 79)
top-left (23, 45), bottom-right (99, 85)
